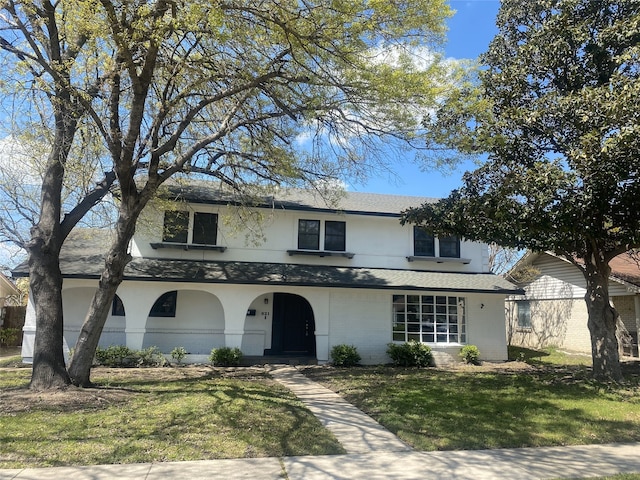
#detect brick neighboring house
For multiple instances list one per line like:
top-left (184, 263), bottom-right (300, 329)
top-left (506, 251), bottom-right (640, 358)
top-left (17, 185), bottom-right (521, 365)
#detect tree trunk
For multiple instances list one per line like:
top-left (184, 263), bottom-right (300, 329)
top-left (583, 255), bottom-right (622, 382)
top-left (28, 232), bottom-right (70, 390)
top-left (68, 203), bottom-right (142, 387)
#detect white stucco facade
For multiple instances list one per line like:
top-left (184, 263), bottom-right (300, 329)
top-left (21, 189), bottom-right (518, 365)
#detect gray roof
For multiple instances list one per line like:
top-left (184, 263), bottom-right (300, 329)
top-left (165, 183), bottom-right (437, 217)
top-left (13, 254), bottom-right (520, 294)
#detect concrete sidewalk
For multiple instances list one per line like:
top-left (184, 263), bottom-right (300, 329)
top-left (2, 364), bottom-right (640, 479)
top-left (2, 443), bottom-right (640, 479)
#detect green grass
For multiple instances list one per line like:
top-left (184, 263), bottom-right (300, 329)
top-left (561, 476), bottom-right (640, 480)
top-left (301, 362), bottom-right (640, 451)
top-left (509, 345), bottom-right (593, 366)
top-left (0, 366), bottom-right (345, 468)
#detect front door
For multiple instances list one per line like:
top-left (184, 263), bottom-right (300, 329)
top-left (271, 293), bottom-right (316, 356)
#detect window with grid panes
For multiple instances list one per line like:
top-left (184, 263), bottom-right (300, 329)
top-left (298, 219), bottom-right (320, 250)
top-left (392, 294), bottom-right (466, 344)
top-left (324, 221), bottom-right (346, 251)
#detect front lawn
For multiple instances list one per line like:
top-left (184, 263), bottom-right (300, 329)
top-left (0, 366), bottom-right (345, 468)
top-left (301, 360), bottom-right (640, 451)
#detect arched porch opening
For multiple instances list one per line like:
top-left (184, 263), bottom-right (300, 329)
top-left (142, 289), bottom-right (224, 355)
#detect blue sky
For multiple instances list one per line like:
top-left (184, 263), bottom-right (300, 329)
top-left (357, 0), bottom-right (501, 198)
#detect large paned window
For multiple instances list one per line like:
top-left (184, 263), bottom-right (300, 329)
top-left (162, 211), bottom-right (218, 245)
top-left (324, 221), bottom-right (346, 251)
top-left (149, 291), bottom-right (178, 317)
top-left (392, 294), bottom-right (466, 344)
top-left (298, 219), bottom-right (346, 251)
top-left (413, 227), bottom-right (435, 256)
top-left (298, 219), bottom-right (320, 250)
top-left (517, 301), bottom-right (531, 328)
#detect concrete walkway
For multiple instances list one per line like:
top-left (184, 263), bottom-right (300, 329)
top-left (270, 365), bottom-right (411, 454)
top-left (2, 365), bottom-right (640, 480)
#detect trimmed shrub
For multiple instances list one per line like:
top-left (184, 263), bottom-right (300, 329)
top-left (460, 345), bottom-right (481, 365)
top-left (170, 346), bottom-right (187, 364)
top-left (330, 344), bottom-right (361, 367)
top-left (95, 345), bottom-right (136, 367)
top-left (209, 347), bottom-right (243, 366)
top-left (386, 340), bottom-right (433, 367)
top-left (137, 346), bottom-right (166, 366)
top-left (94, 345), bottom-right (166, 367)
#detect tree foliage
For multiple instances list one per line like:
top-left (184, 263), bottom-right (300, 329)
top-left (0, 0), bottom-right (454, 387)
top-left (402, 0), bottom-right (640, 381)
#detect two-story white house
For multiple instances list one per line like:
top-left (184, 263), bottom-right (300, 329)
top-left (19, 185), bottom-right (521, 365)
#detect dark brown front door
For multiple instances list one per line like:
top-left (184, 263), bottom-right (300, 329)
top-left (271, 293), bottom-right (316, 356)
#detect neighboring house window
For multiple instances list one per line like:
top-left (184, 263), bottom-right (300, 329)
top-left (192, 212), bottom-right (218, 245)
top-left (163, 211), bottom-right (189, 243)
top-left (393, 294), bottom-right (466, 344)
top-left (517, 301), bottom-right (531, 328)
top-left (149, 291), bottom-right (178, 317)
top-left (298, 220), bottom-right (320, 250)
top-left (413, 227), bottom-right (460, 258)
top-left (162, 211), bottom-right (218, 245)
top-left (324, 221), bottom-right (346, 251)
top-left (414, 227), bottom-right (435, 256)
top-left (112, 295), bottom-right (125, 316)
top-left (439, 235), bottom-right (460, 258)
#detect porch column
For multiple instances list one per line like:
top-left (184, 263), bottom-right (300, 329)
top-left (635, 295), bottom-right (640, 358)
top-left (217, 291), bottom-right (250, 349)
top-left (117, 289), bottom-right (160, 351)
top-left (20, 293), bottom-right (36, 363)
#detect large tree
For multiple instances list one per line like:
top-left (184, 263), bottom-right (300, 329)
top-left (402, 0), bottom-right (640, 381)
top-left (1, 0), bottom-right (454, 388)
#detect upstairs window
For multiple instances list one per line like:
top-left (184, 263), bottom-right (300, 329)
top-left (163, 211), bottom-right (189, 243)
top-left (297, 219), bottom-right (346, 252)
top-left (414, 227), bottom-right (435, 257)
top-left (413, 227), bottom-right (460, 258)
top-left (324, 221), bottom-right (346, 251)
top-left (192, 212), bottom-right (218, 245)
top-left (298, 219), bottom-right (320, 250)
top-left (439, 235), bottom-right (460, 258)
top-left (162, 211), bottom-right (218, 245)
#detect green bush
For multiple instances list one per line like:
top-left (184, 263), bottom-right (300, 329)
top-left (95, 345), bottom-right (137, 367)
top-left (94, 345), bottom-right (166, 367)
top-left (386, 340), bottom-right (433, 367)
top-left (137, 346), bottom-right (166, 366)
top-left (330, 344), bottom-right (361, 367)
top-left (460, 345), bottom-right (481, 365)
top-left (209, 347), bottom-right (243, 366)
top-left (0, 328), bottom-right (20, 346)
top-left (170, 346), bottom-right (187, 364)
